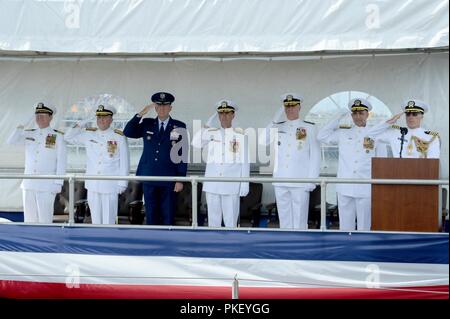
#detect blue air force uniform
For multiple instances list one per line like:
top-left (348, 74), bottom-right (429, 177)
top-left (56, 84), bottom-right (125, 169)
top-left (123, 92), bottom-right (188, 225)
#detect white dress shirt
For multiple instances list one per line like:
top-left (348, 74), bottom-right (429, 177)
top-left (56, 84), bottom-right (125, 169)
top-left (158, 118), bottom-right (170, 131)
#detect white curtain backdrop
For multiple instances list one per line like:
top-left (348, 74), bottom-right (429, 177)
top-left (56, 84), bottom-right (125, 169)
top-left (0, 0), bottom-right (448, 54)
top-left (0, 52), bottom-right (448, 210)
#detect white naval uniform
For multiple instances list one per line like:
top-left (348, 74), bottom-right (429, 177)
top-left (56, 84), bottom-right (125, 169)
top-left (317, 117), bottom-right (387, 231)
top-left (65, 127), bottom-right (130, 224)
top-left (192, 127), bottom-right (250, 227)
top-left (261, 119), bottom-right (321, 229)
top-left (7, 126), bottom-right (66, 223)
top-left (367, 122), bottom-right (440, 159)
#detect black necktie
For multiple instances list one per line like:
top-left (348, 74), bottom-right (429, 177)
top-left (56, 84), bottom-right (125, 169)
top-left (159, 122), bottom-right (165, 137)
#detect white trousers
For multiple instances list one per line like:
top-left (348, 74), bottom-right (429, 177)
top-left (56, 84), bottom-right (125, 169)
top-left (274, 187), bottom-right (310, 230)
top-left (88, 191), bottom-right (118, 225)
top-left (22, 190), bottom-right (56, 223)
top-left (337, 193), bottom-right (371, 231)
top-left (205, 192), bottom-right (240, 227)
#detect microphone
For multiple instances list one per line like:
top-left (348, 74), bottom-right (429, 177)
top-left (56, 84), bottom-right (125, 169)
top-left (400, 127), bottom-right (408, 136)
top-left (399, 127), bottom-right (408, 158)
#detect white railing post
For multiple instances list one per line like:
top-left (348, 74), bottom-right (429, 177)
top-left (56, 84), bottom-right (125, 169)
top-left (320, 180), bottom-right (327, 230)
top-left (438, 185), bottom-right (443, 230)
top-left (191, 176), bottom-right (198, 228)
top-left (232, 275), bottom-right (239, 299)
top-left (68, 175), bottom-right (75, 225)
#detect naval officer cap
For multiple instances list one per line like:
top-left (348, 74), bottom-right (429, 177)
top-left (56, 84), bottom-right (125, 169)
top-left (348, 98), bottom-right (372, 112)
top-left (35, 102), bottom-right (56, 116)
top-left (403, 99), bottom-right (429, 114)
top-left (216, 99), bottom-right (237, 113)
top-left (151, 92), bottom-right (175, 105)
top-left (95, 104), bottom-right (116, 116)
top-left (281, 93), bottom-right (304, 107)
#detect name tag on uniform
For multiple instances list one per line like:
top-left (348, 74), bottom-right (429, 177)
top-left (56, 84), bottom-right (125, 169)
top-left (45, 134), bottom-right (57, 149)
top-left (25, 137), bottom-right (35, 141)
top-left (89, 139), bottom-right (98, 143)
top-left (146, 131), bottom-right (154, 140)
top-left (107, 141), bottom-right (118, 157)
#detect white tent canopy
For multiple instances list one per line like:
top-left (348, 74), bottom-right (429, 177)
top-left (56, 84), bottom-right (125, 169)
top-left (0, 0), bottom-right (448, 211)
top-left (0, 0), bottom-right (448, 54)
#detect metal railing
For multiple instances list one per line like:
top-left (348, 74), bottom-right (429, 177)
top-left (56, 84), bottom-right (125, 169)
top-left (1, 173), bottom-right (448, 231)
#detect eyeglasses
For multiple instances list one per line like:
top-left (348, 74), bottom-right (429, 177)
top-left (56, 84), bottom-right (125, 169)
top-left (405, 112), bottom-right (421, 117)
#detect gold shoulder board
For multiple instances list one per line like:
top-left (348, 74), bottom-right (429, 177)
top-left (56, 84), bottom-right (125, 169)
top-left (53, 129), bottom-right (64, 135)
top-left (425, 131), bottom-right (439, 137)
top-left (114, 129), bottom-right (124, 136)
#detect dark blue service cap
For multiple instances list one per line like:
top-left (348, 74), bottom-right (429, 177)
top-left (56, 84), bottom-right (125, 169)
top-left (151, 92), bottom-right (175, 105)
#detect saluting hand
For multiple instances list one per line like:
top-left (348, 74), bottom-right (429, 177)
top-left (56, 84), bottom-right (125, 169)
top-left (138, 103), bottom-right (156, 117)
top-left (76, 117), bottom-right (94, 128)
top-left (18, 113), bottom-right (36, 129)
top-left (386, 112), bottom-right (404, 125)
top-left (339, 109), bottom-right (349, 118)
top-left (174, 182), bottom-right (184, 193)
top-left (204, 113), bottom-right (218, 128)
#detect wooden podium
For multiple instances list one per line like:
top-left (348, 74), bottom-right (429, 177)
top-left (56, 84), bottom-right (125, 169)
top-left (371, 158), bottom-right (440, 232)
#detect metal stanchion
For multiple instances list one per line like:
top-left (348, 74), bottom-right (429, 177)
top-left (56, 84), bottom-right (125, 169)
top-left (191, 177), bottom-right (198, 228)
top-left (320, 181), bottom-right (327, 230)
top-left (232, 275), bottom-right (239, 299)
top-left (68, 175), bottom-right (75, 225)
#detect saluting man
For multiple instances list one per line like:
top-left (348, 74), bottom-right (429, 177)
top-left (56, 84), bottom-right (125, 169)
top-left (192, 100), bottom-right (250, 227)
top-left (317, 98), bottom-right (386, 231)
top-left (123, 92), bottom-right (188, 225)
top-left (65, 105), bottom-right (130, 225)
top-left (260, 93), bottom-right (321, 229)
top-left (7, 102), bottom-right (67, 223)
top-left (368, 99), bottom-right (440, 159)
